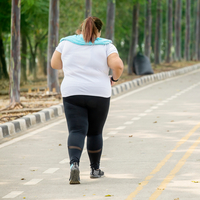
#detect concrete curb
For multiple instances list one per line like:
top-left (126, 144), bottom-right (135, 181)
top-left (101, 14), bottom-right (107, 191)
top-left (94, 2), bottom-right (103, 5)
top-left (112, 64), bottom-right (200, 96)
top-left (0, 64), bottom-right (200, 139)
top-left (0, 104), bottom-right (64, 140)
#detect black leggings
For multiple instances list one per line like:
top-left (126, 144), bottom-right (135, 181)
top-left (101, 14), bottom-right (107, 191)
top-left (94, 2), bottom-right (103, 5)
top-left (63, 95), bottom-right (110, 169)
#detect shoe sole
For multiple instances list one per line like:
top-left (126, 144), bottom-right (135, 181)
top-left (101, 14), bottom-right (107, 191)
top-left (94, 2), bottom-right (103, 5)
top-left (69, 169), bottom-right (80, 184)
top-left (90, 174), bottom-right (104, 179)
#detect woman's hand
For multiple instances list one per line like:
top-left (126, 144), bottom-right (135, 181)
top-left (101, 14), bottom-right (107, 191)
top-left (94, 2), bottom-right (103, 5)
top-left (109, 75), bottom-right (115, 86)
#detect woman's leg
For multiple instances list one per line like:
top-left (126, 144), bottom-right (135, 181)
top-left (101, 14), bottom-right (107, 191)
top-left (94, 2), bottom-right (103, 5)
top-left (86, 96), bottom-right (110, 170)
top-left (63, 96), bottom-right (88, 166)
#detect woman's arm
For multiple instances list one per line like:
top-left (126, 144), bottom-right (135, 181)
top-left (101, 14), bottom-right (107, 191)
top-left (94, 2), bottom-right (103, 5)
top-left (51, 50), bottom-right (62, 69)
top-left (107, 53), bottom-right (124, 85)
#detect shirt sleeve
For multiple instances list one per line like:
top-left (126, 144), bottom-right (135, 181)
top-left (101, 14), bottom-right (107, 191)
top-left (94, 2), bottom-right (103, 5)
top-left (106, 43), bottom-right (119, 57)
top-left (55, 41), bottom-right (65, 53)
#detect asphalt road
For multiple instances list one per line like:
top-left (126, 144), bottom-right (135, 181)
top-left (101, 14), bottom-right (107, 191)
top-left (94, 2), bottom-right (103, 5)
top-left (0, 69), bottom-right (200, 200)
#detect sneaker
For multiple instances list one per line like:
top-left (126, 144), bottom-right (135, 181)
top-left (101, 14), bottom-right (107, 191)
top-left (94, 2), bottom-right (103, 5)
top-left (69, 162), bottom-right (80, 184)
top-left (90, 168), bottom-right (104, 178)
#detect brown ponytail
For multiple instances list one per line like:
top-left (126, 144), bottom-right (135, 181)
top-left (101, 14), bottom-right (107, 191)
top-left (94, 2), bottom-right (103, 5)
top-left (76, 17), bottom-right (103, 43)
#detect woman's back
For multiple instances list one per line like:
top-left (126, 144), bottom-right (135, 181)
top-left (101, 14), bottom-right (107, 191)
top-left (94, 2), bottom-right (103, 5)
top-left (56, 39), bottom-right (118, 97)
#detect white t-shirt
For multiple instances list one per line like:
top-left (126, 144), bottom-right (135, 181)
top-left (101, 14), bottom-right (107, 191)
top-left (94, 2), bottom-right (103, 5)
top-left (56, 40), bottom-right (118, 98)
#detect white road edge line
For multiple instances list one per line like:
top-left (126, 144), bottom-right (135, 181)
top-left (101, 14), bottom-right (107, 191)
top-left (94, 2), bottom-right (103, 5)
top-left (116, 126), bottom-right (126, 130)
top-left (1, 69), bottom-right (200, 149)
top-left (0, 119), bottom-right (66, 149)
top-left (43, 168), bottom-right (59, 174)
top-left (138, 113), bottom-right (147, 117)
top-left (111, 69), bottom-right (200, 103)
top-left (124, 121), bottom-right (134, 125)
top-left (23, 179), bottom-right (43, 185)
top-left (107, 131), bottom-right (118, 135)
top-left (82, 150), bottom-right (87, 154)
top-left (132, 117), bottom-right (141, 120)
top-left (157, 103), bottom-right (164, 106)
top-left (59, 159), bottom-right (68, 164)
top-left (2, 191), bottom-right (24, 199)
top-left (145, 109), bottom-right (152, 113)
top-left (103, 137), bottom-right (109, 141)
top-left (151, 106), bottom-right (158, 109)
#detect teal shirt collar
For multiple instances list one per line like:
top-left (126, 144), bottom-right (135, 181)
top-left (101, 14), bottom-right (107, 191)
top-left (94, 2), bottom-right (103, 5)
top-left (60, 34), bottom-right (112, 45)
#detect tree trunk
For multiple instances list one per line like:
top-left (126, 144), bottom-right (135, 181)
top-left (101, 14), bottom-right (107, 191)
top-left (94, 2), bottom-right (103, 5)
top-left (144, 0), bottom-right (152, 58)
top-left (154, 0), bottom-right (162, 65)
top-left (27, 36), bottom-right (37, 80)
top-left (0, 33), bottom-right (9, 79)
top-left (26, 35), bottom-right (34, 77)
top-left (9, 0), bottom-right (21, 105)
top-left (175, 0), bottom-right (182, 61)
top-left (33, 52), bottom-right (37, 79)
top-left (185, 0), bottom-right (191, 61)
top-left (195, 0), bottom-right (200, 60)
top-left (21, 33), bottom-right (27, 82)
top-left (0, 62), bottom-right (2, 79)
top-left (37, 45), bottom-right (46, 76)
top-left (128, 3), bottom-right (139, 75)
top-left (47, 0), bottom-right (60, 92)
top-left (85, 0), bottom-right (92, 18)
top-left (198, 1), bottom-right (200, 60)
top-left (33, 35), bottom-right (37, 80)
top-left (28, 57), bottom-right (32, 75)
top-left (106, 0), bottom-right (116, 41)
top-left (166, 0), bottom-right (173, 63)
top-left (27, 32), bottom-right (47, 80)
top-left (190, 2), bottom-right (195, 60)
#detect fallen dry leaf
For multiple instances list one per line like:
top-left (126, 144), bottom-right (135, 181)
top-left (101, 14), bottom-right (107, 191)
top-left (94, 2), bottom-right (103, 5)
top-left (157, 188), bottom-right (164, 190)
top-left (192, 181), bottom-right (199, 183)
top-left (105, 194), bottom-right (112, 197)
top-left (154, 121), bottom-right (157, 123)
top-left (129, 135), bottom-right (133, 137)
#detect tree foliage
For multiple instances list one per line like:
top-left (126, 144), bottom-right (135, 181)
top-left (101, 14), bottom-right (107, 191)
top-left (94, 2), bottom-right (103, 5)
top-left (21, 0), bottom-right (49, 79)
top-left (1, 0), bottom-right (200, 84)
top-left (0, 0), bottom-right (11, 79)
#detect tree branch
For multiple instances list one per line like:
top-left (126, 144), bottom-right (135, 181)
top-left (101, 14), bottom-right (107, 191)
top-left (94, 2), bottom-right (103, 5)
top-left (35, 31), bottom-right (48, 51)
top-left (26, 34), bottom-right (34, 56)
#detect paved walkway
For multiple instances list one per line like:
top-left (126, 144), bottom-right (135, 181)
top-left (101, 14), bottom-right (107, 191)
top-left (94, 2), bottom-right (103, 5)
top-left (0, 70), bottom-right (200, 200)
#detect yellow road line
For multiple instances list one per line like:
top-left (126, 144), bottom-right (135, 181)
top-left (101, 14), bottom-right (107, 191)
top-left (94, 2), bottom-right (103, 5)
top-left (126, 122), bottom-right (200, 200)
top-left (149, 136), bottom-right (200, 199)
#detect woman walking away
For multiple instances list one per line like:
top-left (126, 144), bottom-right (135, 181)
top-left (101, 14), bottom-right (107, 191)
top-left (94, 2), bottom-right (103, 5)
top-left (51, 16), bottom-right (124, 184)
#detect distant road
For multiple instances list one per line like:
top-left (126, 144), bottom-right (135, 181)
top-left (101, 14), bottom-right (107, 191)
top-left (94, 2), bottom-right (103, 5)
top-left (1, 69), bottom-right (200, 200)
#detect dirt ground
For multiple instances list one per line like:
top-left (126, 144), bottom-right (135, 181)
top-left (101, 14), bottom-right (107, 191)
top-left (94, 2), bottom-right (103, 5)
top-left (0, 61), bottom-right (199, 125)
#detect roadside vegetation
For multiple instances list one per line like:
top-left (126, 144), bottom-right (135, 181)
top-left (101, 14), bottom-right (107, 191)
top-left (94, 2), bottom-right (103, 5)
top-left (0, 0), bottom-right (200, 123)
